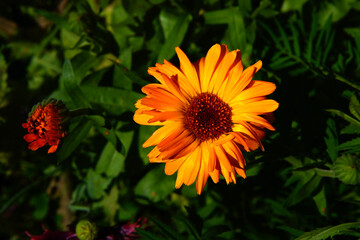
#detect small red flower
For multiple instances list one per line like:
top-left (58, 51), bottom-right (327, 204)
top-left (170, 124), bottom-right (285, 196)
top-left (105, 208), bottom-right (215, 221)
top-left (119, 218), bottom-right (147, 240)
top-left (22, 99), bottom-right (67, 153)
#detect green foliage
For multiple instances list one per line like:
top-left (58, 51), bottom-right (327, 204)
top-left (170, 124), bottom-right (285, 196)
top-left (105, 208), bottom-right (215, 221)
top-left (2, 0), bottom-right (360, 239)
top-left (295, 222), bottom-right (360, 240)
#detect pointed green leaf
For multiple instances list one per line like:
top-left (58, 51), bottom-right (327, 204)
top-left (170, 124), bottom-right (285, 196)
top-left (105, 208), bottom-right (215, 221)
top-left (135, 228), bottom-right (167, 240)
top-left (313, 186), bottom-right (327, 216)
top-left (341, 123), bottom-right (360, 135)
top-left (295, 222), bottom-right (360, 240)
top-left (202, 225), bottom-right (231, 240)
top-left (306, 12), bottom-right (318, 63)
top-left (95, 141), bottom-right (125, 178)
top-left (278, 226), bottom-right (304, 237)
top-left (81, 86), bottom-right (143, 114)
top-left (349, 95), bottom-right (360, 121)
top-left (57, 117), bottom-right (93, 162)
top-left (289, 22), bottom-right (300, 57)
top-left (228, 8), bottom-right (246, 51)
top-left (275, 19), bottom-right (292, 54)
top-left (324, 118), bottom-right (338, 162)
top-left (175, 216), bottom-right (201, 240)
top-left (203, 8), bottom-right (232, 25)
top-left (157, 13), bottom-right (192, 62)
top-left (285, 174), bottom-right (322, 207)
top-left (150, 217), bottom-right (183, 240)
top-left (336, 137), bottom-right (360, 152)
top-left (327, 109), bottom-right (360, 128)
top-left (61, 59), bottom-right (92, 108)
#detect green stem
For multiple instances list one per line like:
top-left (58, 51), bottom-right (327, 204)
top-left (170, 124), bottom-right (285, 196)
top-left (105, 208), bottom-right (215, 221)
top-left (315, 168), bottom-right (336, 178)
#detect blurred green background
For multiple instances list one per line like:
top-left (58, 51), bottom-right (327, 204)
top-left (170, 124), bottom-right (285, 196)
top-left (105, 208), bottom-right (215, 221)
top-left (1, 0), bottom-right (360, 239)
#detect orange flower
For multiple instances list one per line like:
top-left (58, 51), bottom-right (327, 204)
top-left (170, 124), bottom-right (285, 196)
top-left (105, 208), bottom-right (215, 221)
top-left (134, 44), bottom-right (279, 194)
top-left (22, 99), bottom-right (67, 153)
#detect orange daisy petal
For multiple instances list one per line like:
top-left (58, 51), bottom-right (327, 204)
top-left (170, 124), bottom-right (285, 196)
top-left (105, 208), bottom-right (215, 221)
top-left (135, 44), bottom-right (278, 194)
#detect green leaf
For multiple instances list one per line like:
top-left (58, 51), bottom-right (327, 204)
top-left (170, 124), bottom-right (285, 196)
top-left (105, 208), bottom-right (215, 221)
top-left (327, 109), bottom-right (360, 128)
top-left (113, 65), bottom-right (134, 90)
top-left (95, 141), bottom-right (125, 178)
top-left (95, 185), bottom-right (120, 225)
top-left (285, 174), bottom-right (322, 207)
top-left (289, 22), bottom-right (300, 57)
top-left (340, 123), bottom-right (360, 135)
top-left (275, 19), bottom-right (292, 54)
top-left (203, 8), bottom-right (233, 25)
top-left (118, 47), bottom-right (132, 70)
top-left (306, 13), bottom-right (318, 63)
top-left (60, 59), bottom-right (92, 108)
top-left (246, 162), bottom-right (263, 177)
top-left (228, 8), bottom-right (246, 51)
top-left (95, 126), bottom-right (121, 152)
top-left (324, 118), bottom-right (338, 162)
top-left (57, 117), bottom-right (93, 162)
top-left (349, 95), bottom-right (360, 121)
top-left (85, 169), bottom-right (112, 200)
top-left (344, 27), bottom-right (360, 49)
top-left (81, 86), bottom-right (143, 114)
top-left (34, 9), bottom-right (69, 29)
top-left (281, 0), bottom-right (309, 12)
top-left (312, 186), bottom-right (327, 216)
top-left (175, 215), bottom-right (201, 240)
top-left (278, 226), bottom-right (304, 237)
top-left (333, 154), bottom-right (360, 185)
top-left (135, 228), bottom-right (166, 240)
top-left (336, 137), bottom-right (360, 153)
top-left (322, 31), bottom-right (335, 65)
top-left (138, 125), bottom-right (159, 165)
top-left (134, 165), bottom-right (175, 202)
top-left (157, 13), bottom-right (192, 62)
top-left (159, 9), bottom-right (179, 40)
top-left (71, 51), bottom-right (99, 83)
top-left (29, 193), bottom-right (49, 220)
top-left (295, 222), bottom-right (360, 240)
top-left (150, 217), bottom-right (184, 240)
top-left (259, 21), bottom-right (282, 47)
top-left (202, 225), bottom-right (231, 240)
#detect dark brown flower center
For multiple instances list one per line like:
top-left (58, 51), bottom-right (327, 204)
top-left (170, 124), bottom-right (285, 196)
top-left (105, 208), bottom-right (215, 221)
top-left (185, 92), bottom-right (232, 142)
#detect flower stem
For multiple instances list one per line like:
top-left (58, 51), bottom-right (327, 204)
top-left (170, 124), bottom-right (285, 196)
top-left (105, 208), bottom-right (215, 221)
top-left (315, 168), bottom-right (336, 178)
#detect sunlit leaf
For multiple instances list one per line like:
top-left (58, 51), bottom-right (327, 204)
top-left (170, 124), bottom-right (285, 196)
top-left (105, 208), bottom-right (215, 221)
top-left (157, 13), bottom-right (192, 62)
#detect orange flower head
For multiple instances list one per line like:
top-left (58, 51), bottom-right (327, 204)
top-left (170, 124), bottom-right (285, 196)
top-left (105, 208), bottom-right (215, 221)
top-left (134, 44), bottom-right (279, 194)
top-left (22, 99), bottom-right (68, 153)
